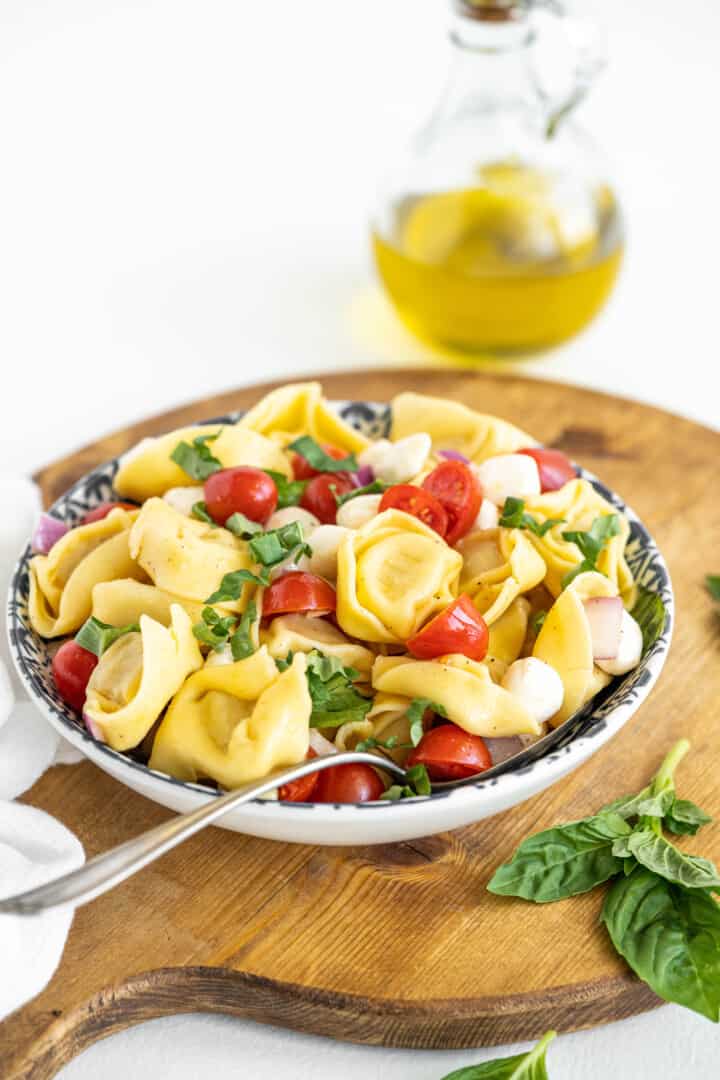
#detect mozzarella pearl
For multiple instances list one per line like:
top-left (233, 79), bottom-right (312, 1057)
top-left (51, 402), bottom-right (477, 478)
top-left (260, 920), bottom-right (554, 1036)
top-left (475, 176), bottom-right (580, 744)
top-left (501, 657), bottom-right (565, 725)
top-left (163, 485), bottom-right (206, 517)
top-left (595, 611), bottom-right (643, 676)
top-left (265, 506), bottom-right (320, 535)
top-left (357, 433), bottom-right (432, 485)
top-left (473, 454), bottom-right (541, 507)
top-left (336, 494), bottom-right (383, 530)
top-left (305, 524), bottom-right (350, 580)
top-left (473, 498), bottom-right (500, 531)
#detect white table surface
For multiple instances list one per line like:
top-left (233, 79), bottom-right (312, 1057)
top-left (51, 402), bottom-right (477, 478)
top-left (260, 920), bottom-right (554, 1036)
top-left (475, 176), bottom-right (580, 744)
top-left (1, 1), bottom-right (718, 1077)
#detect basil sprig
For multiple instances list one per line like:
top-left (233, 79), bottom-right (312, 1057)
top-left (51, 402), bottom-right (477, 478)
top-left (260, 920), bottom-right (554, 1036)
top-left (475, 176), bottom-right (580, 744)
top-left (170, 432), bottom-right (222, 481)
top-left (499, 497), bottom-right (564, 537)
top-left (561, 513), bottom-right (621, 587)
top-left (264, 470), bottom-right (307, 509)
top-left (303, 651), bottom-right (372, 729)
top-left (439, 1029), bottom-right (556, 1079)
top-left (488, 740), bottom-right (720, 1021)
top-left (287, 435), bottom-right (357, 474)
top-left (75, 616), bottom-right (140, 657)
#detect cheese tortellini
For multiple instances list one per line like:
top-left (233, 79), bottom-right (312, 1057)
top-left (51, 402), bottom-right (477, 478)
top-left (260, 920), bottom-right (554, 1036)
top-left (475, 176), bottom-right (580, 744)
top-left (391, 392), bottom-right (536, 463)
top-left (238, 381), bottom-right (369, 455)
top-left (260, 614), bottom-right (375, 679)
top-left (457, 527), bottom-right (546, 625)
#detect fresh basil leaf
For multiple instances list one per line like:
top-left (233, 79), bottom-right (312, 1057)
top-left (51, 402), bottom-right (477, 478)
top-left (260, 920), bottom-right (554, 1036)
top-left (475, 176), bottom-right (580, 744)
top-left (225, 512), bottom-right (263, 538)
top-left (75, 616), bottom-right (140, 657)
top-left (487, 813), bottom-right (631, 902)
top-left (626, 830), bottom-right (720, 890)
top-left (499, 498), bottom-right (564, 538)
top-left (602, 866), bottom-right (720, 1021)
top-left (230, 600), bottom-right (258, 660)
top-left (191, 501), bottom-right (216, 525)
top-left (666, 798), bottom-right (713, 837)
top-left (561, 514), bottom-right (621, 588)
top-left (287, 435), bottom-right (357, 474)
top-left (205, 568), bottom-right (270, 604)
top-left (440, 1030), bottom-right (556, 1080)
top-left (631, 585), bottom-right (667, 654)
top-left (603, 787), bottom-right (675, 821)
top-left (381, 763), bottom-right (432, 800)
top-left (249, 521), bottom-right (312, 567)
top-left (304, 650), bottom-right (371, 729)
top-left (405, 698), bottom-right (447, 747)
top-left (192, 606), bottom-right (238, 651)
top-left (170, 431), bottom-right (222, 480)
top-left (264, 470), bottom-right (308, 509)
top-left (335, 480), bottom-right (389, 507)
top-left (706, 575), bottom-right (720, 601)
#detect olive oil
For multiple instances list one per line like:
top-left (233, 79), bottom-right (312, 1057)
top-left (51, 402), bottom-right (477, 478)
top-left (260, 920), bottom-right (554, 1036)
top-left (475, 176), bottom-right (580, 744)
top-left (373, 162), bottom-right (623, 353)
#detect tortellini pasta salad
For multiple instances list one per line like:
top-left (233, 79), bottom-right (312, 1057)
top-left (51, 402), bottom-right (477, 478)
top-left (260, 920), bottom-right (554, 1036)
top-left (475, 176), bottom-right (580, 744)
top-left (31, 382), bottom-right (661, 804)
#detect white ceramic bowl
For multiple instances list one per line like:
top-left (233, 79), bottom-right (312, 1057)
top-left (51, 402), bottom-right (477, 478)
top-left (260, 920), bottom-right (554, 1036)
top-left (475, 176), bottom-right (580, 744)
top-left (7, 400), bottom-right (673, 845)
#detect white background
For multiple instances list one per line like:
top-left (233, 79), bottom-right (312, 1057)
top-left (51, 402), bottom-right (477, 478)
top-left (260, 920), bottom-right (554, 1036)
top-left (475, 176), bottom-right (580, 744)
top-left (1, 0), bottom-right (718, 1077)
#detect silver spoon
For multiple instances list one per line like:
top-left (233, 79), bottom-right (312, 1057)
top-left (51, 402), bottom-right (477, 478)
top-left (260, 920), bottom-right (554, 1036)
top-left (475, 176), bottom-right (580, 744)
top-left (0, 734), bottom-right (555, 916)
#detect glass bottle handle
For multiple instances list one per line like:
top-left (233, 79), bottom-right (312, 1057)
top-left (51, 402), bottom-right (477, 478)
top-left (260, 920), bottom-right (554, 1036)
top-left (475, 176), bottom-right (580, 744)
top-left (529, 0), bottom-right (607, 138)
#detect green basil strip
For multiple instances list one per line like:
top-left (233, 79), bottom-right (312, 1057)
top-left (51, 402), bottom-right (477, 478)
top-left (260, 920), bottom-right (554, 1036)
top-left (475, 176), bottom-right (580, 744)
top-left (335, 480), bottom-right (389, 507)
top-left (191, 501), bottom-right (216, 525)
top-left (230, 600), bottom-right (258, 661)
top-left (225, 512), bottom-right (263, 538)
top-left (561, 513), bottom-right (621, 588)
top-left (499, 497), bottom-right (564, 538)
top-left (170, 432), bottom-right (223, 480)
top-left (405, 698), bottom-right (447, 747)
top-left (304, 650), bottom-right (371, 729)
top-left (249, 521), bottom-right (312, 567)
top-left (75, 617), bottom-right (140, 657)
top-left (287, 435), bottom-right (358, 474)
top-left (205, 568), bottom-right (269, 604)
top-left (264, 470), bottom-right (308, 509)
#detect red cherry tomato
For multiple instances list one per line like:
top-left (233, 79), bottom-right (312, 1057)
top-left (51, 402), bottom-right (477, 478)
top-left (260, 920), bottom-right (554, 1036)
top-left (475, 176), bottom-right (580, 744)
top-left (51, 639), bottom-right (98, 712)
top-left (518, 448), bottom-right (576, 493)
top-left (406, 723), bottom-right (491, 782)
top-left (292, 444), bottom-right (347, 481)
top-left (262, 572), bottom-right (337, 617)
top-left (300, 472), bottom-right (354, 524)
top-left (81, 502), bottom-right (136, 525)
top-left (314, 762), bottom-right (385, 803)
top-left (379, 484), bottom-right (448, 538)
top-left (406, 594), bottom-right (489, 662)
top-left (204, 466), bottom-right (278, 526)
top-left (422, 460), bottom-right (482, 546)
top-left (278, 749), bottom-right (320, 802)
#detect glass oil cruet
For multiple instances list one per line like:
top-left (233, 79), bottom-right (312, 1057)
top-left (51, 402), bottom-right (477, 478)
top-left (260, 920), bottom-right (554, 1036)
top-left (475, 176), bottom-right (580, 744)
top-left (372, 0), bottom-right (624, 353)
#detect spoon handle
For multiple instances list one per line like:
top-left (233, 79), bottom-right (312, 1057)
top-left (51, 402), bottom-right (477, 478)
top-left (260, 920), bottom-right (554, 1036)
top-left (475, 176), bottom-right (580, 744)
top-left (0, 752), bottom-right (406, 915)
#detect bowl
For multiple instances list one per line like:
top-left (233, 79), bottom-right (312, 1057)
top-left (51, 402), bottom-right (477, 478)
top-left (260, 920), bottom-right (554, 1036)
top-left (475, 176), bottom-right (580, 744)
top-left (7, 400), bottom-right (673, 845)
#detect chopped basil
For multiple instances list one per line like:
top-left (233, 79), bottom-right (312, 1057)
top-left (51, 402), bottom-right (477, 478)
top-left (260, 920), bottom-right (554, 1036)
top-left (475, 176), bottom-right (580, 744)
top-left (264, 470), bottom-right (308, 509)
top-left (230, 600), bottom-right (258, 661)
top-left (275, 651), bottom-right (294, 673)
top-left (355, 735), bottom-right (407, 752)
top-left (381, 763), bottom-right (432, 800)
top-left (249, 521), bottom-right (312, 567)
top-left (334, 480), bottom-right (389, 508)
top-left (191, 501), bottom-right (216, 525)
top-left (225, 512), bottom-right (263, 538)
top-left (499, 497), bottom-right (564, 537)
top-left (287, 436), bottom-right (357, 474)
top-left (205, 568), bottom-right (270, 605)
top-left (305, 650), bottom-right (372, 729)
top-left (405, 698), bottom-right (447, 747)
top-left (170, 431), bottom-right (222, 481)
top-left (561, 513), bottom-right (621, 588)
top-left (75, 616), bottom-right (140, 657)
top-left (192, 606), bottom-right (237, 652)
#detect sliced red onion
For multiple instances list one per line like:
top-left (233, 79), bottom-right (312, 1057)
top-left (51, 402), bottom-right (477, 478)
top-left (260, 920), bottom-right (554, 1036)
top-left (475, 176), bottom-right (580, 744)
top-left (484, 736), bottom-right (524, 765)
top-left (584, 597), bottom-right (623, 660)
top-left (32, 513), bottom-right (69, 554)
top-left (438, 449), bottom-right (470, 464)
top-left (353, 465), bottom-right (375, 487)
top-left (309, 729), bottom-right (337, 756)
top-left (82, 710), bottom-right (106, 742)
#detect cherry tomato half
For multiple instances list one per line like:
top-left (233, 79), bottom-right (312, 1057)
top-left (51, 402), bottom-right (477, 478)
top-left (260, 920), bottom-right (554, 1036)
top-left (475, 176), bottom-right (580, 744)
top-left (81, 502), bottom-right (136, 525)
top-left (204, 466), bottom-right (278, 526)
top-left (51, 639), bottom-right (99, 712)
top-left (406, 723), bottom-right (491, 782)
top-left (300, 472), bottom-right (354, 524)
top-left (518, 448), bottom-right (576, 493)
top-left (314, 762), bottom-right (385, 803)
top-left (262, 572), bottom-right (337, 618)
top-left (278, 749), bottom-right (320, 802)
top-left (379, 484), bottom-right (448, 538)
top-left (292, 444), bottom-right (347, 481)
top-left (422, 460), bottom-right (482, 546)
top-left (406, 594), bottom-right (489, 662)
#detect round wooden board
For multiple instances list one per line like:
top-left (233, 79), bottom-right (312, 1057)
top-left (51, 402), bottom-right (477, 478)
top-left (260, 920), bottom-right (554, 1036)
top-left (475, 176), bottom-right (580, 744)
top-left (5, 370), bottom-right (720, 1080)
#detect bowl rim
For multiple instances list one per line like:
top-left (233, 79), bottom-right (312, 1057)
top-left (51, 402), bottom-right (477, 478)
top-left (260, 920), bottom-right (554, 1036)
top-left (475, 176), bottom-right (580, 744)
top-left (6, 399), bottom-right (674, 816)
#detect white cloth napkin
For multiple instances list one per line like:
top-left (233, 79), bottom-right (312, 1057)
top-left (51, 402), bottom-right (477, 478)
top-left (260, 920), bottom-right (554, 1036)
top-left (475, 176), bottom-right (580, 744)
top-left (0, 474), bottom-right (85, 1022)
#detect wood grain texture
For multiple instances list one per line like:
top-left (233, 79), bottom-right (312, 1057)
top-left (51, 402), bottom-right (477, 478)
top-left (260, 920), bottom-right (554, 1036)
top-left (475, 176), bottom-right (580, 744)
top-left (4, 369), bottom-right (719, 1078)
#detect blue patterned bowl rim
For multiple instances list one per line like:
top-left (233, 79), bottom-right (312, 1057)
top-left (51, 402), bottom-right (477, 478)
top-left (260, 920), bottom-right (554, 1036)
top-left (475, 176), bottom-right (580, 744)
top-left (6, 400), bottom-right (673, 812)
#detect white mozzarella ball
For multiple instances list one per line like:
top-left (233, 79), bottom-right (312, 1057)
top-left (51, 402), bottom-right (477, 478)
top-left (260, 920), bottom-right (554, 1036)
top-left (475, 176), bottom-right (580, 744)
top-left (336, 494), bottom-right (383, 529)
top-left (595, 611), bottom-right (643, 676)
top-left (501, 657), bottom-right (564, 725)
top-left (265, 506), bottom-right (320, 535)
top-left (306, 524), bottom-right (350, 580)
top-left (473, 498), bottom-right (500, 531)
top-left (358, 433), bottom-right (432, 485)
top-left (474, 454), bottom-right (541, 507)
top-left (163, 485), bottom-right (206, 517)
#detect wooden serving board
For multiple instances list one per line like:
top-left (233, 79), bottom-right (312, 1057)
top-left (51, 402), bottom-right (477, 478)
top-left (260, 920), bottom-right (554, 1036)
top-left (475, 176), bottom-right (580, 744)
top-left (4, 370), bottom-right (720, 1079)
